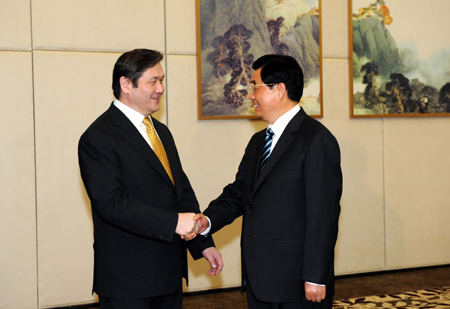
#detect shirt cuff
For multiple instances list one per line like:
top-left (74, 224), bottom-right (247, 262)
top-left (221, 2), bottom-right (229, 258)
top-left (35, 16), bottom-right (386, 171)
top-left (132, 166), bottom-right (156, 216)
top-left (200, 216), bottom-right (211, 236)
top-left (306, 282), bottom-right (325, 286)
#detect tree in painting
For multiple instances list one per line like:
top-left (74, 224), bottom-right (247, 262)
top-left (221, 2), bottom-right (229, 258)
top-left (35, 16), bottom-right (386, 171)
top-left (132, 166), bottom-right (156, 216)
top-left (439, 83), bottom-right (450, 113)
top-left (207, 24), bottom-right (254, 106)
top-left (361, 62), bottom-right (380, 110)
top-left (207, 35), bottom-right (230, 79)
top-left (267, 17), bottom-right (289, 55)
top-left (385, 73), bottom-right (413, 114)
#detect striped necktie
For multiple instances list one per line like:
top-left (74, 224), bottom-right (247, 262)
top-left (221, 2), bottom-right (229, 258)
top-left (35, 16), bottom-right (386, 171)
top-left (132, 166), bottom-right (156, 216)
top-left (258, 128), bottom-right (274, 177)
top-left (142, 117), bottom-right (174, 184)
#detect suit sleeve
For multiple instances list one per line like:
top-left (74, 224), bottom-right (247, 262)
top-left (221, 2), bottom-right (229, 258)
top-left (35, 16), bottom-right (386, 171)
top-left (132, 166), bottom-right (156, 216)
top-left (78, 128), bottom-right (179, 243)
top-left (301, 130), bottom-right (342, 285)
top-left (203, 152), bottom-right (247, 234)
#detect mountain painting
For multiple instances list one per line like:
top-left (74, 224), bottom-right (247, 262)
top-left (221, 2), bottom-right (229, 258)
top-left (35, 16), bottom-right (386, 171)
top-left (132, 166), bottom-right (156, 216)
top-left (197, 0), bottom-right (322, 119)
top-left (350, 0), bottom-right (450, 117)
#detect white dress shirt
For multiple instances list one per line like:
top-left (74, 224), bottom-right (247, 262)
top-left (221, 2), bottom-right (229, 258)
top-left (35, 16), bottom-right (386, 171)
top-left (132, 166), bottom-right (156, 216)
top-left (113, 99), bottom-right (161, 149)
top-left (267, 104), bottom-right (301, 153)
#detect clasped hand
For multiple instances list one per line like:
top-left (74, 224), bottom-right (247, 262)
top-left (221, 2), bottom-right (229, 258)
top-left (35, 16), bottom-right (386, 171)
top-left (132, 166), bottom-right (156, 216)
top-left (175, 213), bottom-right (209, 240)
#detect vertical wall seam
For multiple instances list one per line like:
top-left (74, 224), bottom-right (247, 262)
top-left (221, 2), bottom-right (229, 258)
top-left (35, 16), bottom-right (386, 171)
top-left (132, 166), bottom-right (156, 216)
top-left (164, 0), bottom-right (169, 127)
top-left (29, 0), bottom-right (40, 307)
top-left (382, 118), bottom-right (387, 270)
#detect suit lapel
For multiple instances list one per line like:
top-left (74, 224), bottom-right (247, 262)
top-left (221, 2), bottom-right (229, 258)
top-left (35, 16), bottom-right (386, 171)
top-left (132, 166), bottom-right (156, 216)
top-left (248, 131), bottom-right (266, 185)
top-left (252, 109), bottom-right (307, 193)
top-left (108, 105), bottom-right (174, 187)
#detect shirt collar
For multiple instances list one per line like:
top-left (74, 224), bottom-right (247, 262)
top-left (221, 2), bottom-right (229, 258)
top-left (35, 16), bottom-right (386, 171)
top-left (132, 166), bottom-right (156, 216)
top-left (113, 99), bottom-right (150, 126)
top-left (268, 104), bottom-right (301, 137)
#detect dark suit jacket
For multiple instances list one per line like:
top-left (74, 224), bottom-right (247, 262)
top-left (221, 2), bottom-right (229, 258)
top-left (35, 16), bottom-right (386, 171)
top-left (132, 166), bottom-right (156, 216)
top-left (203, 109), bottom-right (342, 303)
top-left (78, 103), bottom-right (214, 299)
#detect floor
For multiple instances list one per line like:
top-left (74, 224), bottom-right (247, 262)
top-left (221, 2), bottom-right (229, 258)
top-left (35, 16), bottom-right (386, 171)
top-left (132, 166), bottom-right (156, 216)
top-left (184, 265), bottom-right (450, 308)
top-left (77, 265), bottom-right (450, 308)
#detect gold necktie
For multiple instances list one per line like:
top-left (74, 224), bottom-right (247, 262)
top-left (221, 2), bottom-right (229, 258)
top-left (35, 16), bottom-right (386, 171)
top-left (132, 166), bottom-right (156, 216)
top-left (142, 117), bottom-right (174, 184)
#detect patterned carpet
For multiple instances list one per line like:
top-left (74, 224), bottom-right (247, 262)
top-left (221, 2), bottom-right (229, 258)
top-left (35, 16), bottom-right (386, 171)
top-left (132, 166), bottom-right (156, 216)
top-left (333, 286), bottom-right (450, 308)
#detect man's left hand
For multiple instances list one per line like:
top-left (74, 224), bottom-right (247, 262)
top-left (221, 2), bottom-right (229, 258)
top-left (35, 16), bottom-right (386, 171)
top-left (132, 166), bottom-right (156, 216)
top-left (202, 247), bottom-right (223, 276)
top-left (305, 282), bottom-right (326, 302)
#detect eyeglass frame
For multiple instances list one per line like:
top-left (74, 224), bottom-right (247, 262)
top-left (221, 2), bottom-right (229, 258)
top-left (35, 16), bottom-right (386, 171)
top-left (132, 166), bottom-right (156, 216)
top-left (247, 82), bottom-right (278, 94)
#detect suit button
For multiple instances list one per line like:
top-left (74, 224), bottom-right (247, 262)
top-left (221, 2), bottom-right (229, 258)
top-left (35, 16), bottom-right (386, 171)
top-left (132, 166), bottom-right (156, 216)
top-left (247, 204), bottom-right (252, 209)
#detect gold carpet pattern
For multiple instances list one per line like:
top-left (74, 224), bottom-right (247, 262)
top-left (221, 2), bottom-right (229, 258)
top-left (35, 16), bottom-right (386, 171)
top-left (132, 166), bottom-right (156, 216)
top-left (333, 286), bottom-right (450, 308)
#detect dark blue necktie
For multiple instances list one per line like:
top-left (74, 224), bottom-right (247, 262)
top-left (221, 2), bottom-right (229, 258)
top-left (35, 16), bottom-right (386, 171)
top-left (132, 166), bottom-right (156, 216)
top-left (258, 128), bottom-right (274, 177)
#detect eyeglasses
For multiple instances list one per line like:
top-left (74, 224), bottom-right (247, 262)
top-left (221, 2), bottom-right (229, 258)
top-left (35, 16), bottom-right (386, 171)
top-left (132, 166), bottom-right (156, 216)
top-left (247, 83), bottom-right (278, 94)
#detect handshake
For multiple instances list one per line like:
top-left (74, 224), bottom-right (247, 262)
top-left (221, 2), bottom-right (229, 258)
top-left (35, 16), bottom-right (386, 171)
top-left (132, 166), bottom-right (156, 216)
top-left (175, 213), bottom-right (209, 241)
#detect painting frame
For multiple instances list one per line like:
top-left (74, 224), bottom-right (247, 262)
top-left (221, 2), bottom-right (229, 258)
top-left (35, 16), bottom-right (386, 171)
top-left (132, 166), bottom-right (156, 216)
top-left (349, 0), bottom-right (450, 118)
top-left (196, 0), bottom-right (323, 120)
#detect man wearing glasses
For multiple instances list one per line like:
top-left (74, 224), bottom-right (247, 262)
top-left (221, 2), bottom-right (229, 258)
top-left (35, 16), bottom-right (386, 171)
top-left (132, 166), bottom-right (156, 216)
top-left (194, 54), bottom-right (342, 308)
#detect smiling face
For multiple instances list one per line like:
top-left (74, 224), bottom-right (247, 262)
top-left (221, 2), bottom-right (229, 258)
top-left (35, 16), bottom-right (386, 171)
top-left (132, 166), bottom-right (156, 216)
top-left (120, 62), bottom-right (165, 116)
top-left (249, 68), bottom-right (281, 124)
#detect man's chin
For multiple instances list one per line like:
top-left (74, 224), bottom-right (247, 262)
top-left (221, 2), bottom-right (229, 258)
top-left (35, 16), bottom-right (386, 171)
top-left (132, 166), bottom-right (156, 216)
top-left (150, 102), bottom-right (161, 113)
top-left (254, 107), bottom-right (262, 118)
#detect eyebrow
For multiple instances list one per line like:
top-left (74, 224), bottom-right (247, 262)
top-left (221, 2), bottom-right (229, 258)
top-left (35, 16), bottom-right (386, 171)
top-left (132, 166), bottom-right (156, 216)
top-left (149, 75), bottom-right (165, 80)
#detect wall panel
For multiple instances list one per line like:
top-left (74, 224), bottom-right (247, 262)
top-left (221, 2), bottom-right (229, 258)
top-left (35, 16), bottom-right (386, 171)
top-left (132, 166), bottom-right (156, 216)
top-left (0, 0), bottom-right (31, 50)
top-left (31, 0), bottom-right (165, 53)
top-left (166, 0), bottom-right (197, 55)
top-left (0, 51), bottom-right (37, 309)
top-left (384, 118), bottom-right (450, 269)
top-left (321, 0), bottom-right (348, 59)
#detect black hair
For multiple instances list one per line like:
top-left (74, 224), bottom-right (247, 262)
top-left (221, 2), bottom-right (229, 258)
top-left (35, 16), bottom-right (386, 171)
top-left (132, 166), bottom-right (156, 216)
top-left (112, 49), bottom-right (164, 99)
top-left (252, 54), bottom-right (304, 102)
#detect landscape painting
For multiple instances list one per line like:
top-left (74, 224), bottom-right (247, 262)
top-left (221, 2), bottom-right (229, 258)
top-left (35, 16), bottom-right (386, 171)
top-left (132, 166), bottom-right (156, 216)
top-left (350, 0), bottom-right (450, 117)
top-left (197, 0), bottom-right (322, 120)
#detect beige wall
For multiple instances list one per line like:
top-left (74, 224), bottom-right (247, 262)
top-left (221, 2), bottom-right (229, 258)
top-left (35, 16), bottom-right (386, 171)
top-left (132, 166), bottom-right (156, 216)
top-left (1, 0), bottom-right (449, 308)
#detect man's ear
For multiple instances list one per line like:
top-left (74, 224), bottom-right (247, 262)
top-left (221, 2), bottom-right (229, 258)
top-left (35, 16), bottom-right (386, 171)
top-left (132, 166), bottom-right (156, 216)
top-left (277, 83), bottom-right (287, 98)
top-left (119, 76), bottom-right (132, 95)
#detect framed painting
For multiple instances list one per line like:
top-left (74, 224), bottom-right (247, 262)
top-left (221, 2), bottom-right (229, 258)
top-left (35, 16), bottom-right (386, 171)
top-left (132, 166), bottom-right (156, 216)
top-left (197, 0), bottom-right (323, 120)
top-left (349, 0), bottom-right (450, 118)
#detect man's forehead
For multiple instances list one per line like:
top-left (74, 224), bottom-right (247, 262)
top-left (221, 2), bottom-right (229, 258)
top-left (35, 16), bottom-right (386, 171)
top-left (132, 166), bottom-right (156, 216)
top-left (143, 64), bottom-right (165, 79)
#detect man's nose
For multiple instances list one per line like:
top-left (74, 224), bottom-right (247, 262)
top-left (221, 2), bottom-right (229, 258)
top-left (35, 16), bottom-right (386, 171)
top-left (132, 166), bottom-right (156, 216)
top-left (157, 81), bottom-right (164, 93)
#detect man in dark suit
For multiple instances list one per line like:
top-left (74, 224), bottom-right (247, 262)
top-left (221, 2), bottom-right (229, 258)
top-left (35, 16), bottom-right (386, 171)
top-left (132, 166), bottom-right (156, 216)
top-left (194, 54), bottom-right (342, 308)
top-left (78, 49), bottom-right (223, 309)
